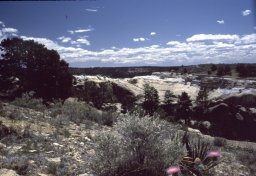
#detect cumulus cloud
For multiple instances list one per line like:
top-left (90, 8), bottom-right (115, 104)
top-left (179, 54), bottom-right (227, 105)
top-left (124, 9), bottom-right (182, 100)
top-left (2, 27), bottom-right (18, 33)
top-left (0, 21), bottom-right (5, 27)
top-left (76, 38), bottom-right (90, 46)
top-left (68, 28), bottom-right (93, 34)
top-left (217, 20), bottom-right (224, 24)
top-left (133, 37), bottom-right (146, 42)
top-left (186, 34), bottom-right (239, 42)
top-left (166, 41), bottom-right (181, 46)
top-left (242, 9), bottom-right (251, 16)
top-left (86, 9), bottom-right (98, 12)
top-left (58, 36), bottom-right (72, 43)
top-left (2, 22), bottom-right (255, 66)
top-left (15, 33), bottom-right (256, 66)
top-left (150, 32), bottom-right (156, 36)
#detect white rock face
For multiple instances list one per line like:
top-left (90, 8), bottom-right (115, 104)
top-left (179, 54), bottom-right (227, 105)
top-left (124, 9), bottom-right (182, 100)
top-left (74, 74), bottom-right (256, 103)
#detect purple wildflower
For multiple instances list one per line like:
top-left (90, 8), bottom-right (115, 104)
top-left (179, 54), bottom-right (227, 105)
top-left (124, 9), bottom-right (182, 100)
top-left (166, 166), bottom-right (180, 175)
top-left (206, 150), bottom-right (221, 158)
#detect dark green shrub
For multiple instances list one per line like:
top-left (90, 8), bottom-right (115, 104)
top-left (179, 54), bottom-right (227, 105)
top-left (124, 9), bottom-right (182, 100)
top-left (91, 115), bottom-right (184, 176)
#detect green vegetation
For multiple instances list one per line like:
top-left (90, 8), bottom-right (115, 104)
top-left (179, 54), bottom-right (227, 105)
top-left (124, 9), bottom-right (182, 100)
top-left (142, 84), bottom-right (159, 115)
top-left (91, 115), bottom-right (184, 176)
top-left (236, 64), bottom-right (256, 77)
top-left (0, 37), bottom-right (72, 101)
top-left (176, 92), bottom-right (192, 125)
top-left (11, 91), bottom-right (46, 111)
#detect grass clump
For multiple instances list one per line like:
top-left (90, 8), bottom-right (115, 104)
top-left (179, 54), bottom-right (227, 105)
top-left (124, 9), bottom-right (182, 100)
top-left (91, 115), bottom-right (184, 176)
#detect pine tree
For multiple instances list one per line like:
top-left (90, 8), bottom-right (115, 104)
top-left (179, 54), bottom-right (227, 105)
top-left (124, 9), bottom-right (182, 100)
top-left (143, 84), bottom-right (159, 115)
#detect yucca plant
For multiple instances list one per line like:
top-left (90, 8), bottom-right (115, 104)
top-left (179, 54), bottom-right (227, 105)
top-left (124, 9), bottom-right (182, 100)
top-left (179, 131), bottom-right (222, 176)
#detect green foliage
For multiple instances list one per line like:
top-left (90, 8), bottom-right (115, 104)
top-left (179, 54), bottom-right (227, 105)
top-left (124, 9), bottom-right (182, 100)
top-left (91, 115), bottom-right (184, 176)
top-left (0, 37), bottom-right (72, 101)
top-left (236, 64), bottom-right (256, 77)
top-left (217, 65), bottom-right (231, 76)
top-left (11, 91), bottom-right (46, 111)
top-left (213, 137), bottom-right (227, 147)
top-left (51, 101), bottom-right (115, 126)
top-left (176, 92), bottom-right (192, 125)
top-left (211, 64), bottom-right (217, 72)
top-left (143, 84), bottom-right (159, 115)
top-left (196, 86), bottom-right (209, 107)
top-left (82, 81), bottom-right (117, 109)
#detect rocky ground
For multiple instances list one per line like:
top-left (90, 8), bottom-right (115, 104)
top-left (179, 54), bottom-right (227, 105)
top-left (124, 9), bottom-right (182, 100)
top-left (0, 100), bottom-right (255, 176)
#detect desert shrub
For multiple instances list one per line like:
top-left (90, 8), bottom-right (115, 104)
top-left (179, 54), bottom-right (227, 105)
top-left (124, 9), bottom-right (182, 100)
top-left (52, 101), bottom-right (116, 126)
top-left (11, 91), bottom-right (46, 111)
top-left (213, 137), bottom-right (227, 147)
top-left (91, 115), bottom-right (184, 176)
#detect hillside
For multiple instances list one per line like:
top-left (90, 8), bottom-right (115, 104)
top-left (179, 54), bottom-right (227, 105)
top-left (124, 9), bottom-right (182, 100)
top-left (0, 99), bottom-right (255, 176)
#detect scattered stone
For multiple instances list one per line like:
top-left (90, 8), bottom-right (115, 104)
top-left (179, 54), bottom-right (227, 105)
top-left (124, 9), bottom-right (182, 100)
top-left (47, 157), bottom-right (61, 164)
top-left (235, 113), bottom-right (244, 121)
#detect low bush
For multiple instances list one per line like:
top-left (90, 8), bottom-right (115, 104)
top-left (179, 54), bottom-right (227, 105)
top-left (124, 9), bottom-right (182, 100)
top-left (11, 91), bottom-right (46, 111)
top-left (91, 115), bottom-right (184, 176)
top-left (50, 101), bottom-right (116, 126)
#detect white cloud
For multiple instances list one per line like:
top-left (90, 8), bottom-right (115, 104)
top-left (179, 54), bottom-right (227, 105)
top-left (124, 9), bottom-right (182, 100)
top-left (2, 22), bottom-right (255, 66)
top-left (2, 27), bottom-right (18, 33)
top-left (217, 20), bottom-right (224, 24)
top-left (76, 38), bottom-right (90, 46)
top-left (18, 33), bottom-right (256, 66)
top-left (186, 34), bottom-right (239, 42)
top-left (58, 36), bottom-right (71, 43)
top-left (133, 37), bottom-right (146, 42)
top-left (68, 28), bottom-right (93, 34)
top-left (150, 32), bottom-right (156, 36)
top-left (166, 41), bottom-right (181, 46)
top-left (242, 9), bottom-right (251, 16)
top-left (0, 21), bottom-right (5, 27)
top-left (86, 9), bottom-right (98, 12)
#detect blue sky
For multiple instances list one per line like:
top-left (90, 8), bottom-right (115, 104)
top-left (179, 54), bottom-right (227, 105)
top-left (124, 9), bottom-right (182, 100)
top-left (0, 0), bottom-right (255, 67)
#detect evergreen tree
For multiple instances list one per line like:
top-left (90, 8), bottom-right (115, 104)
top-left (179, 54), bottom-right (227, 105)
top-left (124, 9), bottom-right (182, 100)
top-left (0, 37), bottom-right (72, 100)
top-left (176, 92), bottom-right (192, 125)
top-left (143, 84), bottom-right (159, 115)
top-left (196, 87), bottom-right (209, 108)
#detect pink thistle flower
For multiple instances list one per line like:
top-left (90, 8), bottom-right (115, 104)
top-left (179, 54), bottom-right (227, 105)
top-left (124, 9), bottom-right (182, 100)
top-left (206, 150), bottom-right (221, 158)
top-left (166, 166), bottom-right (180, 175)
